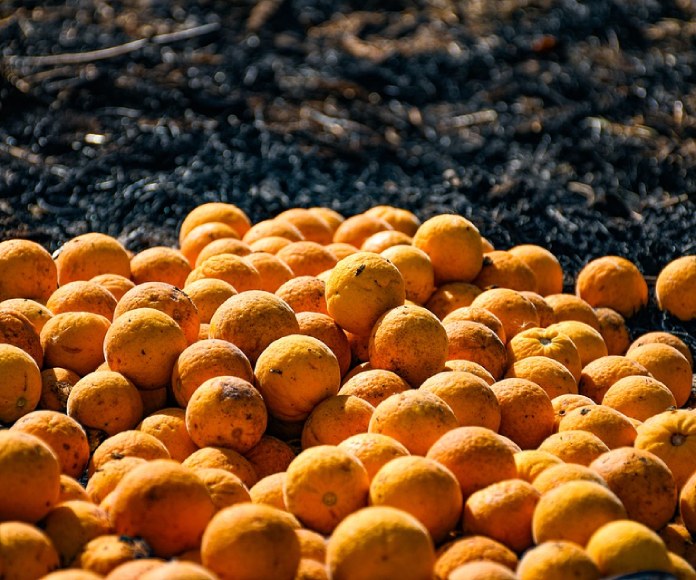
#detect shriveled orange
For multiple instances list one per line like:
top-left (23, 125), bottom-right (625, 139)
top-left (425, 281), bottom-right (482, 319)
top-left (192, 467), bottom-right (251, 511)
top-left (576, 256), bottom-right (648, 317)
top-left (442, 306), bottom-right (506, 343)
top-left (361, 229), bottom-right (412, 253)
top-left (72, 534), bottom-right (150, 576)
top-left (444, 359), bottom-right (496, 384)
top-left (90, 272), bottom-right (135, 301)
top-left (463, 478), bottom-right (540, 552)
top-left (0, 238), bottom-right (58, 302)
top-left (182, 446), bottom-right (258, 488)
top-left (629, 331), bottom-right (693, 368)
top-left (129, 246), bottom-right (191, 288)
top-left (426, 426), bottom-right (518, 498)
top-left (379, 245), bottom-right (435, 305)
top-left (328, 507), bottom-right (435, 580)
top-left (333, 213), bottom-right (393, 249)
top-left (39, 367), bottom-right (80, 413)
top-left (532, 463), bottom-right (608, 494)
top-left (544, 293), bottom-right (601, 330)
top-left (590, 447), bottom-right (677, 530)
top-left (276, 207), bottom-right (334, 244)
top-left (137, 407), bottom-right (197, 462)
top-left (412, 214), bottom-right (483, 284)
top-left (249, 472), bottom-right (288, 510)
top-left (244, 435), bottom-right (296, 479)
top-left (54, 232), bottom-right (131, 285)
top-left (595, 307), bottom-right (631, 356)
top-left (504, 355), bottom-right (578, 399)
top-left (283, 445), bottom-right (369, 534)
top-left (517, 540), bottom-right (600, 580)
top-left (578, 354), bottom-right (652, 403)
top-left (491, 377), bottom-right (555, 449)
top-left (558, 404), bottom-right (637, 449)
top-left (507, 326), bottom-right (582, 381)
top-left (420, 371), bottom-right (501, 431)
top-left (434, 536), bottom-right (517, 580)
top-left (655, 256), bottom-right (696, 320)
top-left (179, 202), bottom-right (251, 244)
top-left (0, 430), bottom-right (61, 522)
top-left (0, 298), bottom-right (53, 334)
top-left (180, 221), bottom-right (241, 266)
top-left (508, 244), bottom-right (564, 296)
top-left (0, 343), bottom-right (42, 424)
top-left (473, 249), bottom-right (538, 292)
top-left (0, 307), bottom-right (43, 367)
top-left (186, 375), bottom-right (266, 452)
top-left (365, 205), bottom-right (421, 236)
top-left (626, 342), bottom-right (692, 407)
top-left (301, 395), bottom-right (374, 448)
top-left (448, 561), bottom-right (517, 580)
top-left (67, 370), bottom-right (143, 436)
top-left (275, 275), bottom-right (328, 315)
top-left (538, 429), bottom-right (610, 466)
top-left (337, 432), bottom-right (410, 480)
top-left (520, 291), bottom-right (557, 327)
top-left (185, 252), bottom-right (262, 292)
top-left (532, 480), bottom-right (627, 545)
top-left (547, 320), bottom-right (608, 367)
top-left (514, 449), bottom-right (564, 483)
top-left (602, 375), bottom-right (677, 422)
top-left (368, 390), bottom-right (458, 455)
top-left (88, 430), bottom-right (170, 476)
top-left (444, 320), bottom-right (508, 380)
top-left (194, 237), bottom-right (252, 265)
top-left (470, 287), bottom-right (540, 339)
top-left (369, 455), bottom-right (462, 544)
top-left (586, 519), bottom-right (672, 577)
top-left (0, 521), bottom-right (60, 579)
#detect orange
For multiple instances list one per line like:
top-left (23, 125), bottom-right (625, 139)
top-left (182, 278), bottom-right (237, 324)
top-left (296, 311), bottom-right (351, 377)
top-left (244, 435), bottom-right (296, 479)
top-left (442, 306), bottom-right (506, 343)
top-left (590, 447), bottom-right (677, 530)
top-left (369, 304), bottom-right (448, 386)
top-left (0, 238), bottom-right (58, 302)
top-left (504, 355), bottom-right (578, 399)
top-left (655, 256), bottom-right (696, 320)
top-left (532, 463), bottom-right (608, 494)
top-left (41, 311), bottom-right (110, 375)
top-left (242, 218), bottom-right (304, 245)
top-left (138, 385), bottom-right (167, 416)
top-left (249, 472), bottom-right (288, 510)
top-left (626, 343), bottom-right (692, 407)
top-left (546, 320), bottom-right (608, 367)
top-left (72, 534), bottom-right (150, 576)
top-left (54, 232), bottom-right (131, 285)
top-left (276, 207), bottom-right (334, 244)
top-left (90, 273), bottom-right (136, 301)
top-left (444, 320), bottom-right (508, 380)
top-left (658, 523), bottom-right (695, 561)
top-left (10, 409), bottom-right (89, 479)
top-left (380, 245), bottom-right (435, 305)
top-left (368, 457), bottom-right (462, 545)
top-left (138, 561), bottom-right (218, 580)
top-left (420, 371), bottom-right (501, 431)
top-left (0, 298), bottom-right (53, 334)
top-left (634, 409), bottom-right (696, 488)
top-left (544, 293), bottom-right (601, 330)
top-left (324, 242), bottom-right (358, 261)
top-left (595, 307), bottom-right (631, 355)
top-left (192, 467), bottom-right (251, 512)
top-left (294, 558), bottom-right (328, 580)
top-left (137, 407), bottom-right (198, 462)
top-left (58, 474), bottom-right (90, 503)
top-left (434, 536), bottom-right (517, 580)
top-left (337, 432), bottom-right (410, 480)
top-left (426, 426), bottom-right (518, 498)
top-left (470, 287), bottom-right (540, 339)
top-left (679, 471), bottom-right (696, 537)
top-left (275, 275), bottom-right (328, 315)
top-left (412, 214), bottom-right (483, 284)
top-left (520, 291), bottom-right (557, 327)
top-left (552, 393), bottom-right (596, 430)
top-left (602, 375), bottom-right (677, 422)
top-left (365, 205), bottom-right (421, 236)
top-left (67, 370), bottom-right (143, 436)
top-left (308, 206), bottom-right (345, 233)
top-left (629, 331), bottom-right (693, 368)
top-left (425, 281), bottom-right (482, 319)
top-left (243, 251), bottom-right (294, 293)
top-left (508, 244), bottom-right (564, 296)
top-left (333, 213), bottom-right (393, 248)
top-left (42, 499), bottom-right (112, 567)
top-left (88, 430), bottom-right (170, 476)
top-left (182, 446), bottom-right (258, 488)
top-left (538, 430), bottom-right (610, 466)
top-left (514, 449), bottom-right (564, 483)
top-left (0, 521), bottom-right (60, 579)
top-left (491, 378), bottom-right (555, 449)
top-left (448, 561), bottom-right (517, 580)
top-left (195, 237), bottom-right (252, 265)
top-left (179, 202), bottom-right (251, 244)
top-left (44, 571), bottom-right (103, 580)
top-left (185, 253), bottom-right (262, 292)
top-left (361, 229), bottom-right (412, 253)
top-left (39, 367), bottom-right (81, 413)
top-left (579, 354), bottom-right (652, 403)
top-left (186, 375), bottom-right (267, 452)
top-left (576, 256), bottom-right (648, 317)
top-left (171, 338), bottom-right (253, 407)
top-left (209, 290), bottom-right (299, 364)
top-left (85, 456), bottom-right (147, 504)
top-left (558, 404), bottom-right (637, 449)
top-left (507, 326), bottom-right (582, 380)
top-left (531, 480), bottom-right (627, 545)
top-left (0, 307), bottom-right (43, 367)
top-left (276, 241), bottom-right (338, 277)
top-left (368, 390), bottom-right (458, 455)
top-left (517, 540), bottom-right (600, 580)
top-left (0, 343), bottom-right (42, 424)
top-left (295, 528), bottom-right (327, 563)
top-left (0, 430), bottom-right (61, 522)
top-left (283, 445), bottom-right (369, 534)
top-left (668, 552), bottom-right (696, 580)
top-left (586, 519), bottom-right (672, 576)
top-left (473, 250), bottom-right (538, 292)
top-left (130, 246), bottom-right (191, 288)
top-left (327, 506), bottom-right (435, 580)
top-left (325, 251), bottom-right (405, 336)
top-left (301, 395), bottom-right (374, 448)
top-left (104, 307), bottom-right (188, 390)
top-left (46, 279), bottom-right (117, 320)
top-left (109, 459), bottom-right (215, 557)
top-left (180, 221), bottom-right (241, 266)
top-left (443, 359), bottom-right (496, 384)
top-left (463, 478), bottom-right (540, 552)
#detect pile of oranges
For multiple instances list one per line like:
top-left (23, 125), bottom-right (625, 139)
top-left (0, 201), bottom-right (695, 579)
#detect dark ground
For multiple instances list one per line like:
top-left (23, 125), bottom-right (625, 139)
top-left (1, 0), bottom-right (696, 346)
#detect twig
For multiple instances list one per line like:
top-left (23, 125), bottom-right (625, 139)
top-left (0, 142), bottom-right (68, 177)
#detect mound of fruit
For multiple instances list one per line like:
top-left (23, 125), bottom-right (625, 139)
top-left (0, 202), bottom-right (695, 579)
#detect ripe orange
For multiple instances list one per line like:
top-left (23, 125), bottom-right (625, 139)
top-left (182, 446), bottom-right (258, 489)
top-left (442, 306), bottom-right (506, 343)
top-left (0, 521), bottom-right (60, 579)
top-left (546, 320), bottom-right (608, 368)
top-left (276, 241), bottom-right (338, 277)
top-left (72, 534), bottom-right (150, 576)
top-left (380, 245), bottom-right (435, 305)
top-left (444, 320), bottom-right (508, 380)
top-left (361, 229), bottom-right (412, 253)
top-left (578, 355), bottom-right (652, 403)
top-left (517, 541), bottom-right (600, 580)
top-left (180, 221), bottom-right (241, 266)
top-left (54, 232), bottom-right (131, 285)
top-left (242, 219), bottom-right (304, 245)
top-left (249, 472), bottom-right (288, 511)
top-left (243, 251), bottom-right (294, 293)
top-left (629, 331), bottom-right (693, 367)
top-left (275, 275), bottom-right (328, 315)
top-left (514, 449), bottom-right (564, 483)
top-left (472, 250), bottom-right (538, 292)
top-left (301, 394), bottom-right (374, 448)
top-left (0, 238), bottom-right (58, 302)
top-left (192, 467), bottom-right (251, 512)
top-left (0, 343), bottom-right (42, 424)
top-left (88, 430), bottom-right (170, 476)
top-left (448, 561), bottom-right (517, 580)
top-left (365, 205), bottom-right (421, 236)
top-left (179, 202), bottom-right (251, 244)
top-left (276, 207), bottom-right (334, 244)
top-left (552, 393), bottom-right (596, 430)
top-left (130, 246), bottom-right (192, 288)
top-left (520, 291), bottom-right (557, 327)
top-left (182, 278), bottom-right (237, 324)
top-left (508, 244), bottom-right (564, 296)
top-left (505, 356), bottom-right (578, 399)
top-left (137, 407), bottom-right (197, 462)
top-left (0, 307), bottom-right (43, 367)
top-left (185, 253), bottom-right (262, 292)
top-left (625, 342), bottom-right (692, 407)
top-left (532, 463), bottom-right (608, 494)
top-left (434, 536), bottom-right (517, 580)
top-left (602, 375), bottom-right (677, 422)
top-left (655, 255), bottom-right (696, 320)
top-left (537, 430), bottom-right (610, 466)
top-left (46, 280), bottom-right (117, 320)
top-left (194, 237), bottom-right (252, 265)
top-left (595, 307), bottom-right (631, 356)
top-left (425, 281), bottom-right (482, 319)
top-left (337, 432), bottom-right (410, 480)
top-left (507, 326), bottom-right (583, 381)
top-left (545, 293), bottom-right (601, 329)
top-left (90, 272), bottom-right (135, 301)
top-left (39, 367), bottom-right (80, 413)
top-left (443, 359), bottom-right (496, 384)
top-left (470, 287), bottom-right (540, 339)
top-left (558, 404), bottom-right (637, 449)
top-left (244, 435), bottom-right (296, 479)
top-left (333, 213), bottom-right (393, 249)
top-left (0, 298), bottom-right (53, 334)
top-left (296, 311), bottom-right (352, 377)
